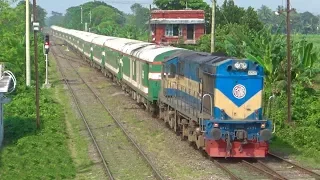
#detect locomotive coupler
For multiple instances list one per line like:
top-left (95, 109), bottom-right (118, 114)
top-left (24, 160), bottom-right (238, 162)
top-left (238, 139), bottom-right (248, 153)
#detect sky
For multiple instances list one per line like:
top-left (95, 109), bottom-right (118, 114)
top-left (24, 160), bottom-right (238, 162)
top-left (33, 0), bottom-right (320, 17)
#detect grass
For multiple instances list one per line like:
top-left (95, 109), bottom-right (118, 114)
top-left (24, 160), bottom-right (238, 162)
top-left (0, 52), bottom-right (106, 179)
top-left (294, 34), bottom-right (320, 48)
top-left (0, 85), bottom-right (76, 178)
top-left (270, 137), bottom-right (320, 169)
top-left (54, 43), bottom-right (156, 180)
top-left (48, 53), bottom-right (106, 179)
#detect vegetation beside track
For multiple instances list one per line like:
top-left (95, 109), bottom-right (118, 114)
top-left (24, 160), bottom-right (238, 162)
top-left (0, 1), bottom-right (101, 179)
top-left (0, 82), bottom-right (77, 179)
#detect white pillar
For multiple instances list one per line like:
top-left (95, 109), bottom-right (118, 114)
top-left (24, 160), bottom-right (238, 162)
top-left (26, 0), bottom-right (31, 86)
top-left (45, 54), bottom-right (48, 85)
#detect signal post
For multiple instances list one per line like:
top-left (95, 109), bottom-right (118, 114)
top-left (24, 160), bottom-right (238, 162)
top-left (43, 34), bottom-right (51, 89)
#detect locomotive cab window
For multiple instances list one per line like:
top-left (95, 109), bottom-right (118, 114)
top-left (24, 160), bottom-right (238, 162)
top-left (177, 61), bottom-right (184, 76)
top-left (167, 64), bottom-right (176, 78)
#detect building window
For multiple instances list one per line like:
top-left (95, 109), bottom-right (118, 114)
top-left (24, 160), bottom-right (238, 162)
top-left (165, 24), bottom-right (181, 37)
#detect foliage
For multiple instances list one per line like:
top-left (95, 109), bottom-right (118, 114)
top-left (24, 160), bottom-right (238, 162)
top-left (223, 25), bottom-right (320, 92)
top-left (0, 1), bottom-right (77, 178)
top-left (194, 23), bottom-right (251, 54)
top-left (130, 3), bottom-right (150, 30)
top-left (153, 0), bottom-right (208, 10)
top-left (269, 83), bottom-right (320, 161)
top-left (257, 5), bottom-right (320, 34)
top-left (63, 1), bottom-right (125, 31)
top-left (0, 90), bottom-right (76, 179)
top-left (46, 11), bottom-right (64, 27)
top-left (0, 1), bottom-right (46, 92)
top-left (16, 1), bottom-right (47, 28)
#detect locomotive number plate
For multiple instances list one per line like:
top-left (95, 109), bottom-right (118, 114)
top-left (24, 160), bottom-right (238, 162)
top-left (248, 70), bottom-right (257, 75)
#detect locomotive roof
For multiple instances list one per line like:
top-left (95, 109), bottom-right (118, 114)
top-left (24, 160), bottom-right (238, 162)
top-left (164, 50), bottom-right (234, 65)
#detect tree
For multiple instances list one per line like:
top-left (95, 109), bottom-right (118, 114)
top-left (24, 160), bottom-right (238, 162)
top-left (130, 3), bottom-right (150, 30)
top-left (240, 7), bottom-right (263, 31)
top-left (258, 5), bottom-right (273, 24)
top-left (63, 1), bottom-right (126, 30)
top-left (46, 11), bottom-right (64, 27)
top-left (16, 0), bottom-right (47, 27)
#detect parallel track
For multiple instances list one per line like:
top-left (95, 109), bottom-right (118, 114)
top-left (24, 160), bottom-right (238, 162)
top-left (51, 40), bottom-right (164, 180)
top-left (265, 153), bottom-right (320, 180)
top-left (51, 42), bottom-right (114, 180)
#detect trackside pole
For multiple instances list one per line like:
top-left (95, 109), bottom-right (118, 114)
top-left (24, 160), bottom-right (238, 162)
top-left (45, 54), bottom-right (48, 85)
top-left (43, 34), bottom-right (51, 89)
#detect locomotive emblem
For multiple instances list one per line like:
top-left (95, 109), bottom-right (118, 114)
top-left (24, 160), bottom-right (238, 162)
top-left (233, 84), bottom-right (246, 99)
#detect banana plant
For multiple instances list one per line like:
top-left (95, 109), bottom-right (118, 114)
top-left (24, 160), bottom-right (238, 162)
top-left (292, 39), bottom-right (319, 85)
top-left (224, 25), bottom-right (286, 88)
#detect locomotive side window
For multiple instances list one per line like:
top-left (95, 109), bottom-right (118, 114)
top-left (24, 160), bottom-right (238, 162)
top-left (177, 61), bottom-right (184, 76)
top-left (168, 64), bottom-right (176, 78)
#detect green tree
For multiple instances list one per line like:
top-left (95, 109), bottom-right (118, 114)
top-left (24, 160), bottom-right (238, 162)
top-left (46, 11), bottom-right (64, 27)
top-left (63, 1), bottom-right (125, 30)
top-left (16, 0), bottom-right (47, 27)
top-left (215, 0), bottom-right (262, 31)
top-left (130, 3), bottom-right (150, 30)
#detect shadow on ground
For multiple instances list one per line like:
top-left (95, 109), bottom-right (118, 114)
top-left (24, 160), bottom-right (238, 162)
top-left (1, 116), bottom-right (37, 146)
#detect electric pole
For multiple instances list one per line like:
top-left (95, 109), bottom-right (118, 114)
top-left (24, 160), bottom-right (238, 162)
top-left (81, 6), bottom-right (83, 30)
top-left (26, 0), bottom-right (31, 86)
top-left (148, 4), bottom-right (151, 42)
top-left (33, 0), bottom-right (40, 129)
top-left (286, 0), bottom-right (292, 123)
top-left (89, 10), bottom-right (92, 32)
top-left (211, 0), bottom-right (216, 53)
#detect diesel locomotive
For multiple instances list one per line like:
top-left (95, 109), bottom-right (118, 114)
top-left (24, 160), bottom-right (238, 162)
top-left (51, 25), bottom-right (273, 158)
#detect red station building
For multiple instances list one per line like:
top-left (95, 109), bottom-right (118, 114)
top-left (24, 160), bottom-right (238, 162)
top-left (150, 10), bottom-right (205, 45)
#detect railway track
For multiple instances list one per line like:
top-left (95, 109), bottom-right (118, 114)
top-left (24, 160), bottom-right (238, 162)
top-left (260, 153), bottom-right (320, 180)
top-left (51, 39), bottom-right (164, 180)
top-left (212, 153), bottom-right (320, 180)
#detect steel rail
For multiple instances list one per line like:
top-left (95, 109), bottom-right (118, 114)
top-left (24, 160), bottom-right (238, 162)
top-left (213, 160), bottom-right (242, 180)
top-left (256, 160), bottom-right (288, 180)
top-left (51, 42), bottom-right (115, 180)
top-left (242, 160), bottom-right (286, 180)
top-left (268, 153), bottom-right (320, 179)
top-left (53, 39), bottom-right (165, 180)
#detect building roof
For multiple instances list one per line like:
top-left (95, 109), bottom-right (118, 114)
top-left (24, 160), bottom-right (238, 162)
top-left (150, 18), bottom-right (205, 24)
top-left (152, 10), bottom-right (205, 13)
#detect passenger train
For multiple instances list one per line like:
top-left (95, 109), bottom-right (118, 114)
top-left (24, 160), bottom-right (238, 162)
top-left (51, 25), bottom-right (273, 158)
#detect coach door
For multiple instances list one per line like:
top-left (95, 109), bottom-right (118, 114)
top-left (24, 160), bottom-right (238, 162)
top-left (136, 60), bottom-right (142, 93)
top-left (202, 73), bottom-right (214, 116)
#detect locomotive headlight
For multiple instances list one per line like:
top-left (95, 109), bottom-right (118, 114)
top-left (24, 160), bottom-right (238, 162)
top-left (234, 62), bottom-right (241, 69)
top-left (261, 123), bottom-right (266, 129)
top-left (240, 62), bottom-right (248, 69)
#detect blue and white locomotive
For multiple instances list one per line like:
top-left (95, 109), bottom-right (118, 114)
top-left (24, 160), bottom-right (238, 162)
top-left (158, 51), bottom-right (273, 157)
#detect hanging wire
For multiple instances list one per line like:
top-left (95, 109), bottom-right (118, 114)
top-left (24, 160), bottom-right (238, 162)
top-left (4, 70), bottom-right (17, 94)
